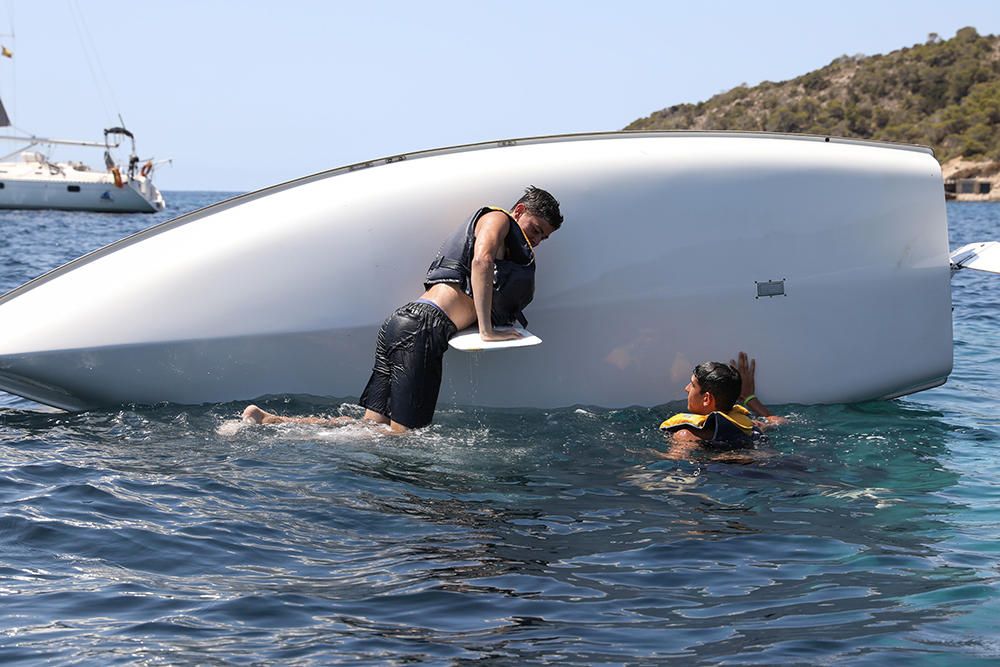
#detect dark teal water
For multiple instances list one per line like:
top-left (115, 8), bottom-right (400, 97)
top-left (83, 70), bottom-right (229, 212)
top-left (0, 195), bottom-right (998, 664)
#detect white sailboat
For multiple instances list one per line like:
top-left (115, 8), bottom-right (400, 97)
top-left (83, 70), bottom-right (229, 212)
top-left (0, 99), bottom-right (165, 213)
top-left (0, 16), bottom-right (165, 214)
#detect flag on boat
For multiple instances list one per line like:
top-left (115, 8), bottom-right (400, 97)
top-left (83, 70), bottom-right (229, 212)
top-left (1, 46), bottom-right (11, 58)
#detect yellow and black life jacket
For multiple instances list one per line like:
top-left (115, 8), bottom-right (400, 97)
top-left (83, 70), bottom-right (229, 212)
top-left (425, 206), bottom-right (535, 327)
top-left (659, 405), bottom-right (756, 448)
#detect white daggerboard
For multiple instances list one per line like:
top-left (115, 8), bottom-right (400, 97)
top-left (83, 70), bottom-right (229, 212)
top-left (448, 325), bottom-right (542, 351)
top-left (951, 241), bottom-right (1000, 275)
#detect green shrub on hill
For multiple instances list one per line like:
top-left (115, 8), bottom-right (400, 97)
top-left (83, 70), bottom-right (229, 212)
top-left (625, 27), bottom-right (1000, 161)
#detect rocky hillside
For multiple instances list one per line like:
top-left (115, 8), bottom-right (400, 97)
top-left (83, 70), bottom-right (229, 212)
top-left (626, 27), bottom-right (1000, 164)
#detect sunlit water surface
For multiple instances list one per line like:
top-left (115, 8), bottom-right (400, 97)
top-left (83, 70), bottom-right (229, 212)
top-left (0, 195), bottom-right (998, 664)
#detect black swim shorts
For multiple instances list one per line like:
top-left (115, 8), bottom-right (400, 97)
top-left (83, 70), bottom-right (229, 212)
top-left (359, 301), bottom-right (458, 429)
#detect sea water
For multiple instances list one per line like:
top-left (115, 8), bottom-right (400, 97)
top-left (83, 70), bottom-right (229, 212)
top-left (0, 195), bottom-right (998, 664)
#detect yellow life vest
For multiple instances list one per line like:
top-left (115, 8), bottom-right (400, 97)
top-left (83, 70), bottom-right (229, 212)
top-left (659, 405), bottom-right (755, 446)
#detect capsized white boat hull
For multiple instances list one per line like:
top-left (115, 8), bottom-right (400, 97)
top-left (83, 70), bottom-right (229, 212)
top-left (0, 132), bottom-right (952, 410)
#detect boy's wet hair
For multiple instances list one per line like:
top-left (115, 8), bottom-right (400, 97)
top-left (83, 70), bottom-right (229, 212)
top-left (515, 185), bottom-right (563, 229)
top-left (693, 361), bottom-right (742, 412)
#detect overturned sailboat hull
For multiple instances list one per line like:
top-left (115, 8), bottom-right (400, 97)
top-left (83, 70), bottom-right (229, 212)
top-left (0, 131), bottom-right (952, 410)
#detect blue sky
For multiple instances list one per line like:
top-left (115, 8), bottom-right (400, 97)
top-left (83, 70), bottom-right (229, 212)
top-left (1, 0), bottom-right (999, 191)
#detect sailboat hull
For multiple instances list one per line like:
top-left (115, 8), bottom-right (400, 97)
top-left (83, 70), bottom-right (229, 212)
top-left (0, 174), bottom-right (164, 213)
top-left (0, 132), bottom-right (952, 410)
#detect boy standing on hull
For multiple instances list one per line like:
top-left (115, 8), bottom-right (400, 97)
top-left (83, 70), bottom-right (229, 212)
top-left (243, 186), bottom-right (563, 432)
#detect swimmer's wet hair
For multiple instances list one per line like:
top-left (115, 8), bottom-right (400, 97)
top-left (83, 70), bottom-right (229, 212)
top-left (693, 362), bottom-right (742, 412)
top-left (515, 186), bottom-right (563, 229)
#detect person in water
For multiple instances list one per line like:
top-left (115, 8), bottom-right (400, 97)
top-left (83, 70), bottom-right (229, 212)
top-left (243, 186), bottom-right (564, 432)
top-left (656, 351), bottom-right (786, 458)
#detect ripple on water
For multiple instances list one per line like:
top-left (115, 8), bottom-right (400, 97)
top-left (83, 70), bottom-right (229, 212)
top-left (0, 198), bottom-right (999, 662)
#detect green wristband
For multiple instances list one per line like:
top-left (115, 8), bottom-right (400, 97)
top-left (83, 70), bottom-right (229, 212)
top-left (743, 394), bottom-right (757, 407)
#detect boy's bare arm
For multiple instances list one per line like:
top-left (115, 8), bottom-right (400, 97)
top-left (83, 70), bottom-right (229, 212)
top-left (731, 351), bottom-right (788, 427)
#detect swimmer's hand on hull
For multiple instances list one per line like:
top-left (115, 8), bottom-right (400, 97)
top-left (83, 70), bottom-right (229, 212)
top-left (730, 351), bottom-right (788, 428)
